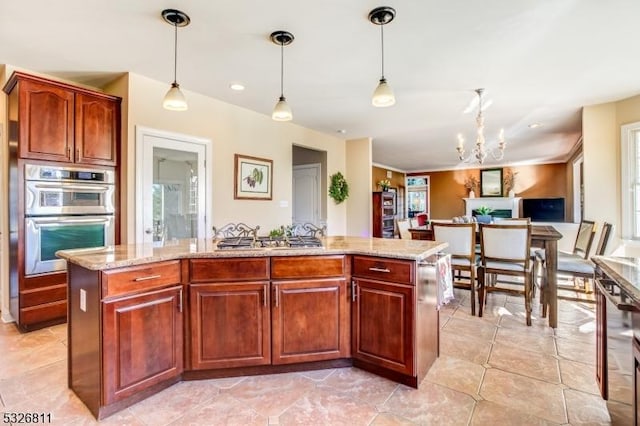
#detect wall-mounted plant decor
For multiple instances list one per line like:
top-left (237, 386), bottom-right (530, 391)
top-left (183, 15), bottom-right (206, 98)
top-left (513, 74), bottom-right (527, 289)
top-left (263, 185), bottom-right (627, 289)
top-left (329, 172), bottom-right (349, 204)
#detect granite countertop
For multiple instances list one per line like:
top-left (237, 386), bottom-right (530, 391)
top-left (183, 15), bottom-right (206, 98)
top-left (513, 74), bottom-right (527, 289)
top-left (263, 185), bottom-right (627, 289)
top-left (57, 236), bottom-right (448, 271)
top-left (592, 256), bottom-right (640, 302)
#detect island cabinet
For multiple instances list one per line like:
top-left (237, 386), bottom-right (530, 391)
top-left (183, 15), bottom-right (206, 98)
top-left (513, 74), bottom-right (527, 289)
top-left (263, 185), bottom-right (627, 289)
top-left (351, 255), bottom-right (438, 388)
top-left (5, 71), bottom-right (120, 166)
top-left (187, 255), bottom-right (350, 370)
top-left (68, 260), bottom-right (183, 419)
top-left (188, 258), bottom-right (271, 370)
top-left (271, 255), bottom-right (350, 364)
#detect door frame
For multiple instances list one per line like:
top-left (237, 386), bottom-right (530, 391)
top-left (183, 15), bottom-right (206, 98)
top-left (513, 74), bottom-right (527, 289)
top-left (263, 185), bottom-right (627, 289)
top-left (292, 163), bottom-right (321, 225)
top-left (135, 126), bottom-right (212, 243)
top-left (572, 153), bottom-right (584, 223)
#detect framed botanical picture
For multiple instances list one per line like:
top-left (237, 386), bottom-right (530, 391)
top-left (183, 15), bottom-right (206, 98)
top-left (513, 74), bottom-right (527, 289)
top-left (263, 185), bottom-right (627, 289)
top-left (480, 168), bottom-right (503, 197)
top-left (234, 154), bottom-right (273, 200)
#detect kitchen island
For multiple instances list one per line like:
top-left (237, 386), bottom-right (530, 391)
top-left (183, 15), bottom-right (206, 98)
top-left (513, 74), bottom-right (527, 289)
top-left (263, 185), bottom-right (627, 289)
top-left (58, 236), bottom-right (446, 419)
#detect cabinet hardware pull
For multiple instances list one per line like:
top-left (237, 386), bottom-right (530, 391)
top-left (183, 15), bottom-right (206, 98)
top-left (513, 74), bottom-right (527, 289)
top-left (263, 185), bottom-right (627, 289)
top-left (178, 289), bottom-right (183, 313)
top-left (67, 147), bottom-right (71, 158)
top-left (274, 286), bottom-right (279, 307)
top-left (134, 275), bottom-right (161, 282)
top-left (368, 267), bottom-right (390, 273)
top-left (263, 285), bottom-right (267, 307)
top-left (76, 149), bottom-right (80, 160)
top-left (351, 280), bottom-right (357, 302)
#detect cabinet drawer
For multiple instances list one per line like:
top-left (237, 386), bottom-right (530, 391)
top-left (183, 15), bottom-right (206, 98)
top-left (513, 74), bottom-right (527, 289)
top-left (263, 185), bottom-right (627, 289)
top-left (271, 255), bottom-right (345, 279)
top-left (20, 284), bottom-right (67, 308)
top-left (190, 258), bottom-right (269, 282)
top-left (102, 260), bottom-right (181, 298)
top-left (352, 256), bottom-right (414, 285)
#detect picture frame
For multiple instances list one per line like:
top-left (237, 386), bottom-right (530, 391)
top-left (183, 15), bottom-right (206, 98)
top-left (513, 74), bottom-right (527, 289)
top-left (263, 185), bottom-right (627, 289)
top-left (480, 168), bottom-right (503, 197)
top-left (234, 154), bottom-right (273, 200)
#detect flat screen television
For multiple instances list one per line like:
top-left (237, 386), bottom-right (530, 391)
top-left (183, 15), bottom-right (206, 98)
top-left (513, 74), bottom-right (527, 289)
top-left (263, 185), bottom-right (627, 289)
top-left (522, 198), bottom-right (565, 222)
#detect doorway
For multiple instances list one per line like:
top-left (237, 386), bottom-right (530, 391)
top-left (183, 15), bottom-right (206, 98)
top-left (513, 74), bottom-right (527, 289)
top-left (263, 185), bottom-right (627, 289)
top-left (135, 126), bottom-right (211, 244)
top-left (292, 145), bottom-right (326, 227)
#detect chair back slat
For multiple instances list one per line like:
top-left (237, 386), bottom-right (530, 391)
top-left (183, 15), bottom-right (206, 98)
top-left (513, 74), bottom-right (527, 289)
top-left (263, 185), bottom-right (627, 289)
top-left (573, 220), bottom-right (596, 259)
top-left (480, 224), bottom-right (531, 265)
top-left (396, 219), bottom-right (412, 239)
top-left (594, 222), bottom-right (613, 256)
top-left (432, 223), bottom-right (476, 260)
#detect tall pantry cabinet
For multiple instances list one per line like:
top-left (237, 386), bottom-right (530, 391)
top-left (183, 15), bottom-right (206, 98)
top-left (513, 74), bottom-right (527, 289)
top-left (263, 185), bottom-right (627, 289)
top-left (3, 71), bottom-right (121, 330)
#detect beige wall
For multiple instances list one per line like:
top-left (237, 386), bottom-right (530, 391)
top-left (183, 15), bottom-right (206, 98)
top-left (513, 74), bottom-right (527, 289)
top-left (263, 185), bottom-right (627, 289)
top-left (110, 72), bottom-right (347, 242)
top-left (346, 138), bottom-right (372, 236)
top-left (583, 94), bottom-right (640, 254)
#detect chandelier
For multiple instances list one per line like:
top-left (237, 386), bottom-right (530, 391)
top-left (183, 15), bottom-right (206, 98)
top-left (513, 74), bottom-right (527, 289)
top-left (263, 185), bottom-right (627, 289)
top-left (456, 88), bottom-right (506, 164)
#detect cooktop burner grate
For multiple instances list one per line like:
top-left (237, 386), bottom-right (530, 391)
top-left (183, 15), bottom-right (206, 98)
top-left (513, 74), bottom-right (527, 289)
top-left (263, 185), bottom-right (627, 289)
top-left (216, 235), bottom-right (323, 249)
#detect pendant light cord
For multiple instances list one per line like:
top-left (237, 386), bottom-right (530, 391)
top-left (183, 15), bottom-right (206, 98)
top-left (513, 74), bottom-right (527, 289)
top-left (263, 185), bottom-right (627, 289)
top-left (380, 24), bottom-right (385, 79)
top-left (173, 22), bottom-right (178, 85)
top-left (280, 40), bottom-right (285, 98)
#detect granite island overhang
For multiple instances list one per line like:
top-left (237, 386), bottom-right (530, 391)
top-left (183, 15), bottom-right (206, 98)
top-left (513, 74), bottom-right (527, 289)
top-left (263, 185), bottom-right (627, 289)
top-left (57, 236), bottom-right (447, 419)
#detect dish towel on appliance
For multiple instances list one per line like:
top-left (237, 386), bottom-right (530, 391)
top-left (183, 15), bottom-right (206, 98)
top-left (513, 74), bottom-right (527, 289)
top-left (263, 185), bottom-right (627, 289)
top-left (437, 254), bottom-right (454, 308)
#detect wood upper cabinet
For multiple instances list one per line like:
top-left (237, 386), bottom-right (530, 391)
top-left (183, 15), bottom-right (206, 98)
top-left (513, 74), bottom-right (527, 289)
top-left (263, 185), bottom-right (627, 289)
top-left (18, 78), bottom-right (75, 162)
top-left (190, 281), bottom-right (271, 369)
top-left (75, 92), bottom-right (118, 165)
top-left (4, 71), bottom-right (120, 166)
top-left (272, 278), bottom-right (349, 364)
top-left (102, 285), bottom-right (183, 405)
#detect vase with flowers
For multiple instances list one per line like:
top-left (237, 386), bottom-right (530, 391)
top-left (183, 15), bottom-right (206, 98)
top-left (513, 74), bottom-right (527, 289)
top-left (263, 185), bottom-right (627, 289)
top-left (464, 175), bottom-right (479, 198)
top-left (377, 179), bottom-right (391, 192)
top-left (503, 170), bottom-right (518, 198)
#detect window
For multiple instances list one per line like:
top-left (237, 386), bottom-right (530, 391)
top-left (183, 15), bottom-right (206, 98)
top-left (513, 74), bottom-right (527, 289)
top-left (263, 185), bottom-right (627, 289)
top-left (621, 122), bottom-right (640, 239)
top-left (406, 176), bottom-right (429, 219)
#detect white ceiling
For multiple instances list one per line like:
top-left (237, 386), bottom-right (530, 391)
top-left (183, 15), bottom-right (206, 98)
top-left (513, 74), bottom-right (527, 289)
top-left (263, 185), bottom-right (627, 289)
top-left (2, 1), bottom-right (639, 171)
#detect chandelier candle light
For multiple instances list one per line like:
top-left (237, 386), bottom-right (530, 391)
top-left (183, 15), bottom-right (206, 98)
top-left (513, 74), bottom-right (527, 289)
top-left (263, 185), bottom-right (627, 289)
top-left (161, 9), bottom-right (190, 111)
top-left (456, 88), bottom-right (506, 164)
top-left (271, 31), bottom-right (294, 121)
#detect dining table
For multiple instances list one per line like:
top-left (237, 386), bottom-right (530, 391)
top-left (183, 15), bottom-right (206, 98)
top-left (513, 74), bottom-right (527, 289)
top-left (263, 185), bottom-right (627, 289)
top-left (410, 223), bottom-right (564, 328)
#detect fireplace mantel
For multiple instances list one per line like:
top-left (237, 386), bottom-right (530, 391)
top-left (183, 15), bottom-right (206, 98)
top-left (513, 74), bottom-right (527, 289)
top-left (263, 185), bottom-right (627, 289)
top-left (463, 197), bottom-right (521, 218)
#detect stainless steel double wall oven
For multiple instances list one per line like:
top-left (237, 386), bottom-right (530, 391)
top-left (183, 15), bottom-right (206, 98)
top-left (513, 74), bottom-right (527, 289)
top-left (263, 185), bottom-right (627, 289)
top-left (23, 164), bottom-right (116, 275)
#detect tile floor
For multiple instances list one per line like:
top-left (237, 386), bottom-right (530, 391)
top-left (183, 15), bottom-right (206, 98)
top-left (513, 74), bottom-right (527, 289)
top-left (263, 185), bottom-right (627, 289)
top-left (0, 289), bottom-right (634, 425)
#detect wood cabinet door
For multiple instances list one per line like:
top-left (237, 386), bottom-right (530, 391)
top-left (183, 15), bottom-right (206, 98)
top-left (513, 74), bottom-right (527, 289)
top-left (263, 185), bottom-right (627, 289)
top-left (75, 93), bottom-right (118, 166)
top-left (102, 286), bottom-right (183, 405)
top-left (272, 278), bottom-right (348, 365)
top-left (190, 281), bottom-right (271, 369)
top-left (352, 278), bottom-right (414, 376)
top-left (18, 79), bottom-right (74, 162)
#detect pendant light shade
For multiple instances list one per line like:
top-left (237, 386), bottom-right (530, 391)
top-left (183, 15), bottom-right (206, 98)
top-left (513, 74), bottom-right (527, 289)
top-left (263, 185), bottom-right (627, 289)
top-left (161, 9), bottom-right (190, 111)
top-left (163, 82), bottom-right (188, 111)
top-left (272, 96), bottom-right (293, 121)
top-left (270, 31), bottom-right (294, 122)
top-left (369, 7), bottom-right (396, 107)
top-left (372, 78), bottom-right (395, 107)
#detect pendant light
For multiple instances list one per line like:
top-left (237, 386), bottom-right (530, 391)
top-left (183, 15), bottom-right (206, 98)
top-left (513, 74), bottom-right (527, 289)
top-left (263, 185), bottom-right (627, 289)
top-left (161, 9), bottom-right (190, 111)
top-left (270, 31), bottom-right (294, 121)
top-left (369, 6), bottom-right (396, 107)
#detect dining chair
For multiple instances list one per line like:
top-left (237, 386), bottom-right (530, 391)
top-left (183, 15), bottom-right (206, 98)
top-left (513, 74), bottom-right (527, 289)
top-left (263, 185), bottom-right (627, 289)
top-left (538, 222), bottom-right (613, 315)
top-left (477, 223), bottom-right (534, 325)
top-left (396, 219), bottom-right (412, 239)
top-left (432, 222), bottom-right (478, 315)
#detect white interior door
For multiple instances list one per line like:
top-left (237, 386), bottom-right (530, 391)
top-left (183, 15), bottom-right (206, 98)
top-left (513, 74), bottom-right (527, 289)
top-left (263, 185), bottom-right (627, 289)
top-left (292, 164), bottom-right (321, 225)
top-left (136, 127), bottom-right (211, 244)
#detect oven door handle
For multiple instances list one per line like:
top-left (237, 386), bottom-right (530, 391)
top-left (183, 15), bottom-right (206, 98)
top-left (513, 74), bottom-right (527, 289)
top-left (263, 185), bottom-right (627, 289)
top-left (595, 278), bottom-right (637, 312)
top-left (30, 217), bottom-right (112, 225)
top-left (31, 183), bottom-right (112, 192)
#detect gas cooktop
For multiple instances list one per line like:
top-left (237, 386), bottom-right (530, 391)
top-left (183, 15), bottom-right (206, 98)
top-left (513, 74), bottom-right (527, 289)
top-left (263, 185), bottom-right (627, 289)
top-left (216, 235), bottom-right (323, 250)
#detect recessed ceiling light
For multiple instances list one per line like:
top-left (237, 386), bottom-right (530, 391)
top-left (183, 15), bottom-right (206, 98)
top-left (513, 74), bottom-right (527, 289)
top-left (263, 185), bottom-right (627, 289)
top-left (230, 83), bottom-right (245, 91)
top-left (528, 122), bottom-right (543, 128)
top-left (336, 129), bottom-right (347, 134)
